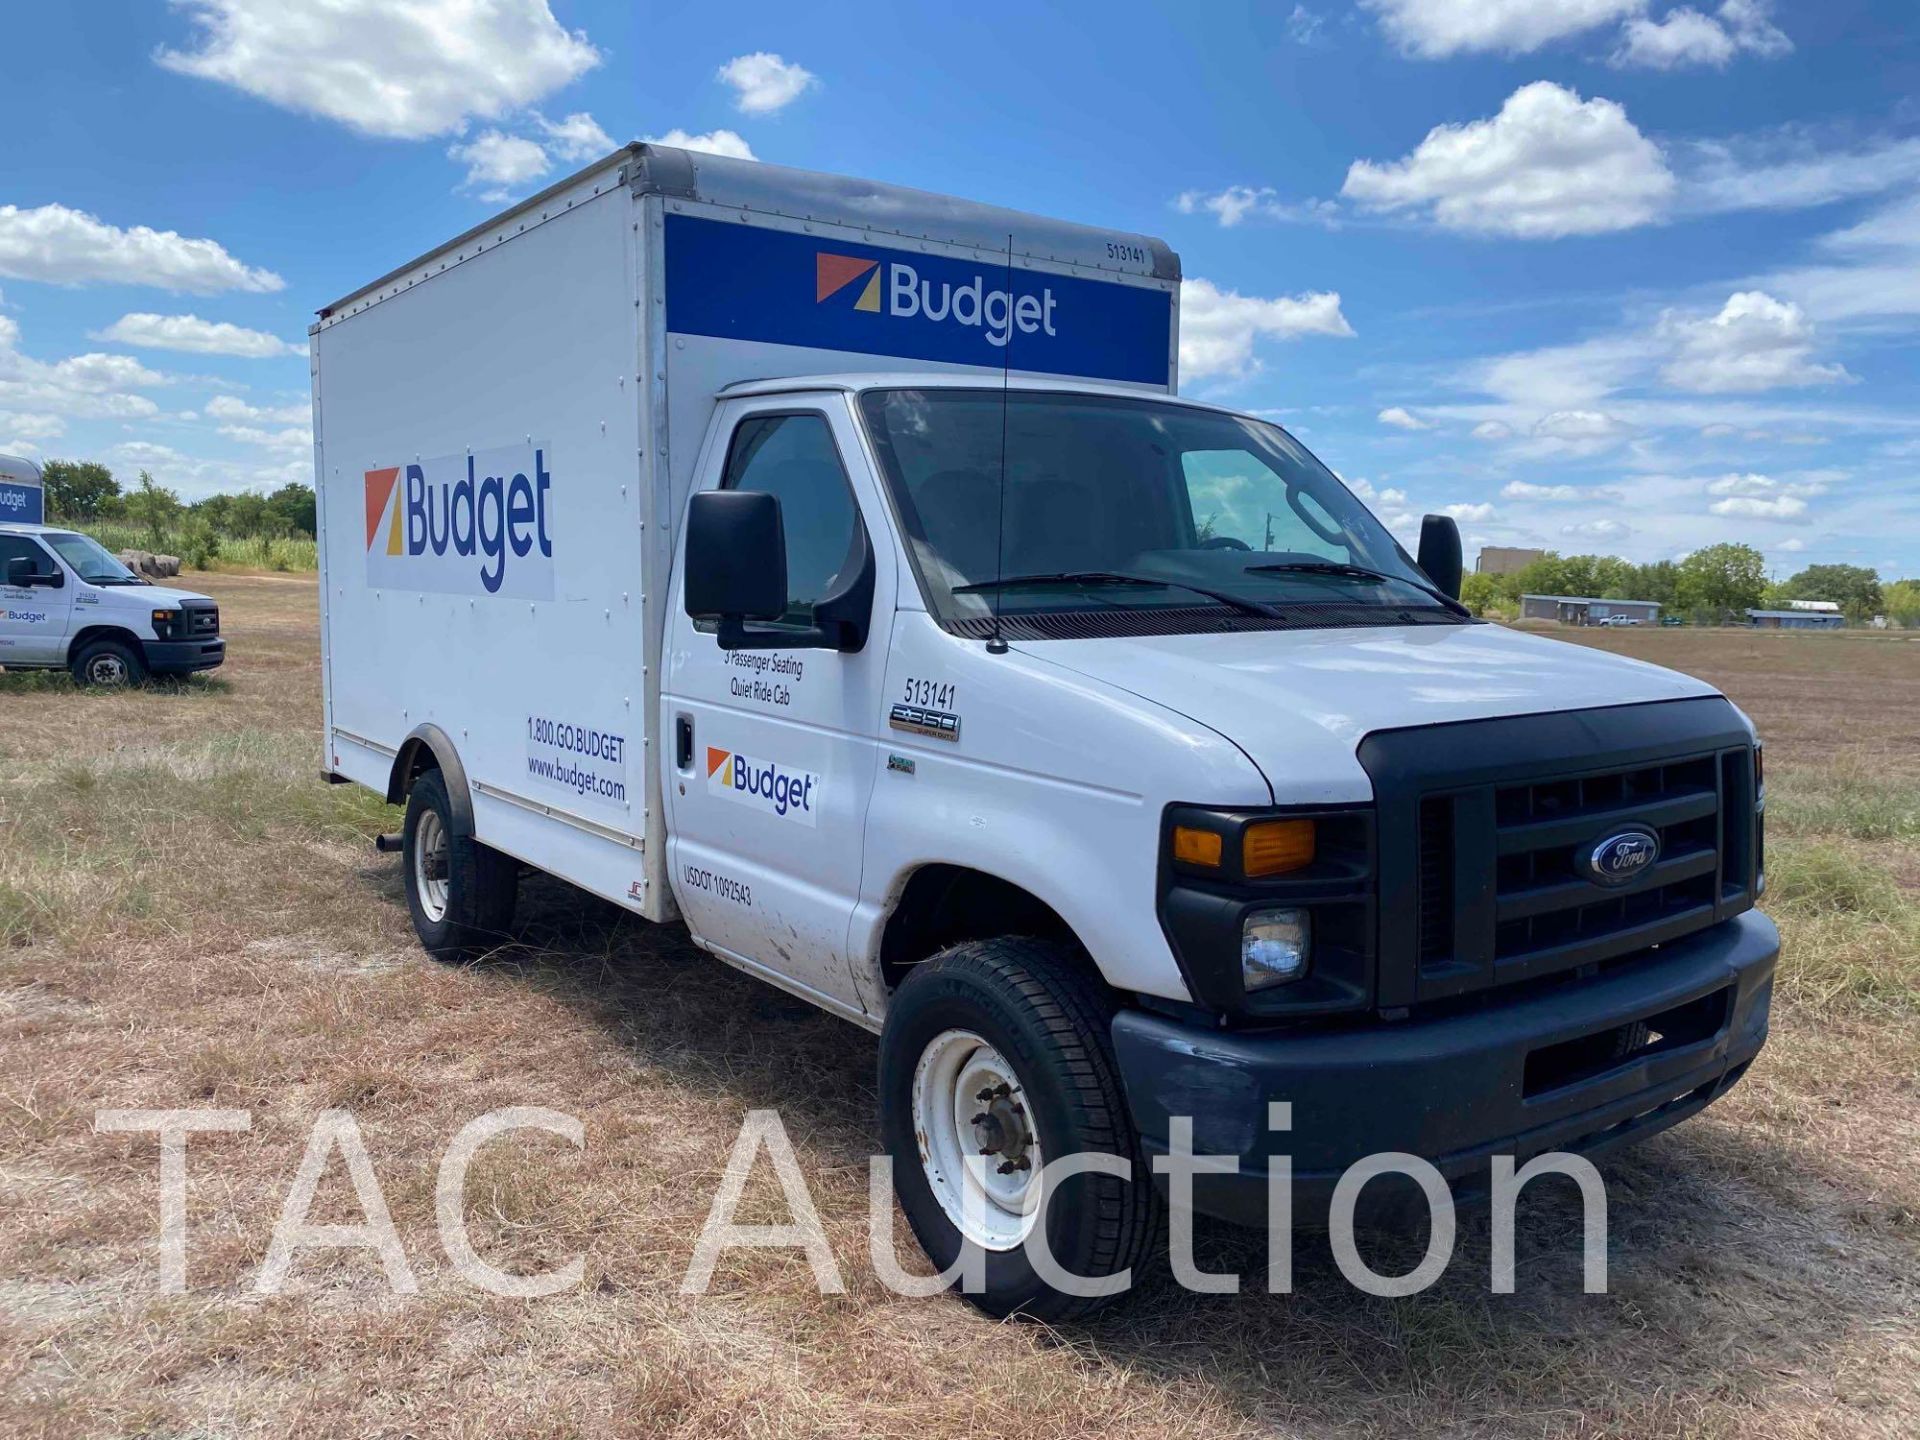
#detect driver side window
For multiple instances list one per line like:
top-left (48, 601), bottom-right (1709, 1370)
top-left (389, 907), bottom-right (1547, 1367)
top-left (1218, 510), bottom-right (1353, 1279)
top-left (0, 536), bottom-right (53, 584)
top-left (1180, 449), bottom-right (1347, 560)
top-left (720, 413), bottom-right (865, 628)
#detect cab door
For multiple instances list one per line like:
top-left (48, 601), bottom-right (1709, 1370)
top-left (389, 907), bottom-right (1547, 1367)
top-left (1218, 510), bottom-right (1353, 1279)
top-left (663, 396), bottom-right (896, 1017)
top-left (0, 534), bottom-right (74, 665)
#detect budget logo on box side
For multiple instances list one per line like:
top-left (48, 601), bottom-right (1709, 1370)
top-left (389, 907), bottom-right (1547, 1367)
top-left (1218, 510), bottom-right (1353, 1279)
top-left (362, 442), bottom-right (553, 598)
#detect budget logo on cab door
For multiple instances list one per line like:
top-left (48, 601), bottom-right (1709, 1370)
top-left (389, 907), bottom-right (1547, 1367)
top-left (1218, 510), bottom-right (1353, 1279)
top-left (706, 746), bottom-right (820, 826)
top-left (362, 441), bottom-right (554, 599)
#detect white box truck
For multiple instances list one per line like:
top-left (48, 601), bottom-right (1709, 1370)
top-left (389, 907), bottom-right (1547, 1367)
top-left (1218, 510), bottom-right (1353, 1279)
top-left (314, 144), bottom-right (1776, 1318)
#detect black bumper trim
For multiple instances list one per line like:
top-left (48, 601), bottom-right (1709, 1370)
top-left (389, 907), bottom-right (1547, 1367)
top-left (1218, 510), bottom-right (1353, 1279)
top-left (1112, 909), bottom-right (1777, 1226)
top-left (142, 637), bottom-right (226, 673)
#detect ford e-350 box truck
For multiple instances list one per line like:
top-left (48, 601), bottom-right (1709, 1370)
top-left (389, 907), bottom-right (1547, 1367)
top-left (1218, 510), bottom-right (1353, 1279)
top-left (314, 143), bottom-right (1776, 1318)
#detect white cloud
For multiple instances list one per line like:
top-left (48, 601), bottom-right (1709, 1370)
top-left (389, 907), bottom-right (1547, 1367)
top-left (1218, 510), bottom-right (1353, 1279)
top-left (449, 129), bottom-right (553, 201)
top-left (1341, 83), bottom-right (1674, 238)
top-left (217, 423), bottom-right (312, 452)
top-left (1683, 134), bottom-right (1920, 216)
top-left (1707, 471), bottom-right (1829, 498)
top-left (1776, 537), bottom-right (1806, 552)
top-left (206, 395), bottom-right (308, 425)
top-left (1287, 5), bottom-right (1327, 44)
top-left (1612, 1), bottom-right (1787, 68)
top-left (1659, 291), bottom-right (1850, 393)
top-left (1613, 8), bottom-right (1736, 67)
top-left (1444, 501), bottom-right (1497, 522)
top-left (1178, 278), bottom-right (1354, 382)
top-left (0, 203), bottom-right (282, 293)
top-left (1710, 493), bottom-right (1806, 518)
top-left (1533, 409), bottom-right (1626, 440)
top-left (1565, 518), bottom-right (1633, 540)
top-left (1378, 406), bottom-right (1430, 430)
top-left (716, 52), bottom-right (817, 115)
top-left (1503, 480), bottom-right (1582, 500)
top-left (1174, 186), bottom-right (1340, 228)
top-left (0, 313), bottom-right (169, 423)
top-left (156, 0), bottom-right (601, 141)
top-left (646, 129), bottom-right (757, 162)
top-left (538, 111), bottom-right (614, 163)
top-left (1472, 420), bottom-right (1513, 440)
top-left (94, 313), bottom-right (299, 359)
top-left (1363, 0), bottom-right (1645, 57)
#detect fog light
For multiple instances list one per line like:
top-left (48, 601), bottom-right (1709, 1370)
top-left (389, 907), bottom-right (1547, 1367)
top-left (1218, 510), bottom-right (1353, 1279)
top-left (1242, 907), bottom-right (1310, 990)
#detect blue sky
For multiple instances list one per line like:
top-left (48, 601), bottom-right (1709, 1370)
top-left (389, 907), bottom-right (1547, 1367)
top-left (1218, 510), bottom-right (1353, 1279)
top-left (4, 0), bottom-right (1918, 577)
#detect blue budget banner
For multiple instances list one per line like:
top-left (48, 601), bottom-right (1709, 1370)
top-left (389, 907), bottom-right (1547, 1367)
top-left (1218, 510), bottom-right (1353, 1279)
top-left (0, 480), bottom-right (42, 525)
top-left (665, 213), bottom-right (1172, 386)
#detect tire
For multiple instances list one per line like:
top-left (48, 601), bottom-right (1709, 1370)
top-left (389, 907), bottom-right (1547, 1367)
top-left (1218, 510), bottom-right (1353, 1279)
top-left (401, 768), bottom-right (518, 961)
top-left (879, 937), bottom-right (1160, 1322)
top-left (71, 637), bottom-right (146, 688)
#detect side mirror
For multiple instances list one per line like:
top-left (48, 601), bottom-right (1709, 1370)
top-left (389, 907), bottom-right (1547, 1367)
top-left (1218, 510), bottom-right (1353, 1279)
top-left (4, 557), bottom-right (32, 587)
top-left (1417, 514), bottom-right (1463, 601)
top-left (684, 490), bottom-right (789, 623)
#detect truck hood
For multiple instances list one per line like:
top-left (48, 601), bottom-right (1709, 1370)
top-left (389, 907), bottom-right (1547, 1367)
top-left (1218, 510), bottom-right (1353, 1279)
top-left (1014, 622), bottom-right (1719, 805)
top-left (123, 582), bottom-right (213, 607)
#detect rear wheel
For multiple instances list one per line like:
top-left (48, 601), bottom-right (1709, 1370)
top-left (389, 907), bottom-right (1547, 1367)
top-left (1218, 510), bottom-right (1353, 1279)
top-left (401, 768), bottom-right (518, 960)
top-left (879, 937), bottom-right (1160, 1322)
top-left (71, 637), bottom-right (145, 688)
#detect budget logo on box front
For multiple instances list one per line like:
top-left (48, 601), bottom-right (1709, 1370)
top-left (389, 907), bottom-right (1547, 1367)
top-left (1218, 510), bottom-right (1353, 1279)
top-left (706, 746), bottom-right (819, 825)
top-left (362, 441), bottom-right (553, 599)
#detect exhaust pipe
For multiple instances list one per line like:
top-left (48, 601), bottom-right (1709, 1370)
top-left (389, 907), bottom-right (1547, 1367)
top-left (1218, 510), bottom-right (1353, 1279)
top-left (373, 833), bottom-right (404, 853)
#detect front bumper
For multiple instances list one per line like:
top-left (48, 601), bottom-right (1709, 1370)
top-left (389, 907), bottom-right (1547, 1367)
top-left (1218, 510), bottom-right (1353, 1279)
top-left (142, 637), bottom-right (226, 673)
top-left (1113, 909), bottom-right (1777, 1226)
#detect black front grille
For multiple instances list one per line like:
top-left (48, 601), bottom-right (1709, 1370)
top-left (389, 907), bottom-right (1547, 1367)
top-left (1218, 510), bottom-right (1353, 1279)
top-left (185, 605), bottom-right (219, 637)
top-left (1485, 755), bottom-right (1721, 976)
top-left (1360, 699), bottom-right (1760, 1009)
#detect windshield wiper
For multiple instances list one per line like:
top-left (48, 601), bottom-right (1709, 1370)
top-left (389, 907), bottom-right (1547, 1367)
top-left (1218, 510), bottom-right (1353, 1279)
top-left (1243, 560), bottom-right (1471, 618)
top-left (954, 570), bottom-right (1281, 618)
top-left (91, 576), bottom-right (147, 586)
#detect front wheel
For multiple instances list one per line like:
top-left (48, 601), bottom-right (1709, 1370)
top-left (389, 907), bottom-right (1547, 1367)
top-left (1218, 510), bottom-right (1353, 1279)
top-left (878, 937), bottom-right (1160, 1322)
top-left (71, 637), bottom-right (146, 688)
top-left (401, 769), bottom-right (518, 961)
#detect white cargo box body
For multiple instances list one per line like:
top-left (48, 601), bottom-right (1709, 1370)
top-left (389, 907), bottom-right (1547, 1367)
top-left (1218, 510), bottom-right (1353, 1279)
top-left (312, 144), bottom-right (1179, 920)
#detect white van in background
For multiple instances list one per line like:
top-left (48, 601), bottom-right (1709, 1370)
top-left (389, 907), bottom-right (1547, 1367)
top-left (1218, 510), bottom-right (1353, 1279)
top-left (0, 521), bottom-right (225, 684)
top-left (314, 144), bottom-right (1776, 1320)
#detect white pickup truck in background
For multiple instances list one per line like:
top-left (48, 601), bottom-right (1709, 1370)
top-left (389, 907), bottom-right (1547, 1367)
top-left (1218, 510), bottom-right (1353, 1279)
top-left (313, 144), bottom-right (1777, 1319)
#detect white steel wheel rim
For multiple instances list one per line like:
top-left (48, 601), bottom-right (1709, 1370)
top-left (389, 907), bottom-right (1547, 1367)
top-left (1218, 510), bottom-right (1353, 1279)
top-left (414, 809), bottom-right (451, 923)
top-left (912, 1028), bottom-right (1044, 1252)
top-left (88, 653), bottom-right (128, 685)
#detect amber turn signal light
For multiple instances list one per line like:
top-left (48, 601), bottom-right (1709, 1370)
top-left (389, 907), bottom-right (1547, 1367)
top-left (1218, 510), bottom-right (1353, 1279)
top-left (1171, 826), bottom-right (1224, 868)
top-left (1243, 819), bottom-right (1316, 877)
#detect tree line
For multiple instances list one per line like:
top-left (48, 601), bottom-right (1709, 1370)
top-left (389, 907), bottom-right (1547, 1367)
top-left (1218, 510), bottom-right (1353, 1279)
top-left (1460, 543), bottom-right (1919, 625)
top-left (39, 459), bottom-right (316, 560)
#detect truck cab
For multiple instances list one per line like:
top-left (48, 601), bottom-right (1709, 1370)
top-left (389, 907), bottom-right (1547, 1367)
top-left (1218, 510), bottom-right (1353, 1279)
top-left (313, 143), bottom-right (1775, 1322)
top-left (0, 522), bottom-right (225, 685)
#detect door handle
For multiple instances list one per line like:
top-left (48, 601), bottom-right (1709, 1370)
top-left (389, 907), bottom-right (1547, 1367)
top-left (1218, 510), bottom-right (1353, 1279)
top-left (675, 715), bottom-right (694, 771)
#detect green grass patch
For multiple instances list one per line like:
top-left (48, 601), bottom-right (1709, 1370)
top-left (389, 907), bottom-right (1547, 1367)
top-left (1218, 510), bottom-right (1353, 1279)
top-left (1766, 838), bottom-right (1920, 1018)
top-left (1768, 758), bottom-right (1920, 841)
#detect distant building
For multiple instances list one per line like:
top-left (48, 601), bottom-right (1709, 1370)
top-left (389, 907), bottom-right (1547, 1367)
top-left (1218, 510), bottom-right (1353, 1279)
top-left (1477, 546), bottom-right (1547, 576)
top-left (1520, 594), bottom-right (1663, 625)
top-left (1747, 609), bottom-right (1844, 630)
top-left (1787, 599), bottom-right (1840, 613)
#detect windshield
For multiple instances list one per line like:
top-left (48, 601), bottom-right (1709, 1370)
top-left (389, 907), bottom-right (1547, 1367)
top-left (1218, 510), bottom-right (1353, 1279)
top-left (857, 389), bottom-right (1452, 631)
top-left (43, 531), bottom-right (139, 583)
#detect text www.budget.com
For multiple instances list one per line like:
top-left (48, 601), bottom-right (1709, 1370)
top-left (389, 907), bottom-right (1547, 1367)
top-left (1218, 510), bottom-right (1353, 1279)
top-left (526, 754), bottom-right (626, 801)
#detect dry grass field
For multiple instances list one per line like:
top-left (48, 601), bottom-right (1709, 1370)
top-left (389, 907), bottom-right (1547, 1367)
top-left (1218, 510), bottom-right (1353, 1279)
top-left (2, 579), bottom-right (1916, 1439)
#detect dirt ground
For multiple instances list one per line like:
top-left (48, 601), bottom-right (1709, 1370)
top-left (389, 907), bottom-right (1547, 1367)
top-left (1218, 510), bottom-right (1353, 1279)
top-left (1, 578), bottom-right (1915, 1439)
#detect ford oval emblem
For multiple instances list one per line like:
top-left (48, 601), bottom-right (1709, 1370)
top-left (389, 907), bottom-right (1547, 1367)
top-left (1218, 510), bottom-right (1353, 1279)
top-left (1584, 828), bottom-right (1660, 886)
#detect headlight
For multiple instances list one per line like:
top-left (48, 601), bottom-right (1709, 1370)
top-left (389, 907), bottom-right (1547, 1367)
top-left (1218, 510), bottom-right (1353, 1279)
top-left (1242, 907), bottom-right (1311, 989)
top-left (151, 609), bottom-right (180, 639)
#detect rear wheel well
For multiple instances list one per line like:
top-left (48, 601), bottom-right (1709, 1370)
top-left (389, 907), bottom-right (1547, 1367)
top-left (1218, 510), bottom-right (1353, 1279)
top-left (879, 865), bottom-right (1089, 995)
